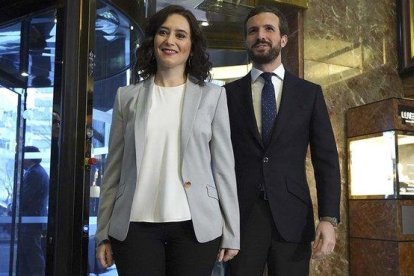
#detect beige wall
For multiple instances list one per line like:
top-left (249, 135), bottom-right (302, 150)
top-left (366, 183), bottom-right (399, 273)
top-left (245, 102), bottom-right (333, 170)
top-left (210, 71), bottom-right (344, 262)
top-left (303, 0), bottom-right (404, 275)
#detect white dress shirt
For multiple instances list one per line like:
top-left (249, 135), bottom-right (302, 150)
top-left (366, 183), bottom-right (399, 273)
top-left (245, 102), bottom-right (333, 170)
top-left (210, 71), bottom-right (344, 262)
top-left (251, 64), bottom-right (285, 135)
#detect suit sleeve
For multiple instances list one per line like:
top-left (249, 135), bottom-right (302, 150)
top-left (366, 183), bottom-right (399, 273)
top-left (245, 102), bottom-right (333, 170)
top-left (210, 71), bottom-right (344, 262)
top-left (309, 86), bottom-right (341, 221)
top-left (96, 87), bottom-right (125, 245)
top-left (210, 87), bottom-right (240, 249)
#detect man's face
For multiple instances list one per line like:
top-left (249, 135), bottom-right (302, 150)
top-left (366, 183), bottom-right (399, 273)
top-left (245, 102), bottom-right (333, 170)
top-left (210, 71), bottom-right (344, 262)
top-left (23, 159), bottom-right (30, 170)
top-left (245, 12), bottom-right (287, 65)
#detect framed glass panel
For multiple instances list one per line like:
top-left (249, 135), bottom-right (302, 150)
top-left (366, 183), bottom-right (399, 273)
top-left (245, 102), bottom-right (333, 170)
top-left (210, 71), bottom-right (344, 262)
top-left (349, 131), bottom-right (396, 198)
top-left (397, 132), bottom-right (414, 195)
top-left (87, 1), bottom-right (143, 275)
top-left (0, 9), bottom-right (57, 275)
top-left (0, 85), bottom-right (21, 275)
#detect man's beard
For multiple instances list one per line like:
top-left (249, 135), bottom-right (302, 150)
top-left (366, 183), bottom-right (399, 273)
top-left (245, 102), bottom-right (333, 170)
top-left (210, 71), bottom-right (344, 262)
top-left (248, 40), bottom-right (281, 65)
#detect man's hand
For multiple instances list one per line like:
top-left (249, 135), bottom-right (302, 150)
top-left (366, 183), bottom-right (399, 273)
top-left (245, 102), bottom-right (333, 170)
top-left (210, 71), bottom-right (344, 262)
top-left (312, 221), bottom-right (336, 260)
top-left (96, 242), bottom-right (114, 268)
top-left (217, 248), bottom-right (239, 262)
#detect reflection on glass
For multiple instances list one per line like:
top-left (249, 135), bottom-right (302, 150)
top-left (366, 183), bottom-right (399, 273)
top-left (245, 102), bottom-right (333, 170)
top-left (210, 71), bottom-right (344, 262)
top-left (0, 22), bottom-right (22, 81)
top-left (94, 3), bottom-right (138, 81)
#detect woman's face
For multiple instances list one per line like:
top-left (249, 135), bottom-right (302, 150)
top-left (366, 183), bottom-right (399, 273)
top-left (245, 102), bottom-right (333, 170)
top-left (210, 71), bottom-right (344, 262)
top-left (154, 14), bottom-right (192, 73)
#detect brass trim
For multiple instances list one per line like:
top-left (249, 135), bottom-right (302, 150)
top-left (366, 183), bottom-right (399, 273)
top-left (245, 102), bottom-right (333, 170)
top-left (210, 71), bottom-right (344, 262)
top-left (270, 0), bottom-right (308, 9)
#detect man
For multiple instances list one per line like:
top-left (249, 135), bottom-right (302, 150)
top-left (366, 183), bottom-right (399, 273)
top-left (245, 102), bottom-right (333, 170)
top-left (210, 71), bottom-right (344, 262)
top-left (18, 146), bottom-right (49, 275)
top-left (225, 6), bottom-right (341, 276)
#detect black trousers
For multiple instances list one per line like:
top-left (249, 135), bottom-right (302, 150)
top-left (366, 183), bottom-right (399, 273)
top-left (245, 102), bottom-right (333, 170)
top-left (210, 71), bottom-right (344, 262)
top-left (228, 198), bottom-right (311, 276)
top-left (110, 220), bottom-right (220, 276)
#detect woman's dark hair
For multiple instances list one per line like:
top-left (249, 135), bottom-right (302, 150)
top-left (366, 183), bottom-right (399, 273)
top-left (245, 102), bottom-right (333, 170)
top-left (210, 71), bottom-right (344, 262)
top-left (244, 5), bottom-right (289, 37)
top-left (134, 5), bottom-right (211, 85)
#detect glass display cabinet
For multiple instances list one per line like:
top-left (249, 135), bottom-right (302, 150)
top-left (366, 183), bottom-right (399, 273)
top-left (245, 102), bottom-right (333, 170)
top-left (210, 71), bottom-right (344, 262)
top-left (349, 130), bottom-right (414, 197)
top-left (347, 98), bottom-right (414, 275)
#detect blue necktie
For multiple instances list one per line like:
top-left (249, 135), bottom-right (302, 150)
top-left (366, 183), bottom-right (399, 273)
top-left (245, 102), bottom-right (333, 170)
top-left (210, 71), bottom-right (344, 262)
top-left (261, 72), bottom-right (276, 146)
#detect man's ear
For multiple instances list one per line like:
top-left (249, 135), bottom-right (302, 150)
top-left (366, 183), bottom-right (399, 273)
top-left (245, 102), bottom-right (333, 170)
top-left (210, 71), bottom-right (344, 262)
top-left (281, 35), bottom-right (288, 48)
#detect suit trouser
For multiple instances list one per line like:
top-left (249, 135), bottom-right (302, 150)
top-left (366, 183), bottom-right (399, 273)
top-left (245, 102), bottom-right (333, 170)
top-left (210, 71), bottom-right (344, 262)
top-left (228, 198), bottom-right (311, 276)
top-left (110, 220), bottom-right (220, 276)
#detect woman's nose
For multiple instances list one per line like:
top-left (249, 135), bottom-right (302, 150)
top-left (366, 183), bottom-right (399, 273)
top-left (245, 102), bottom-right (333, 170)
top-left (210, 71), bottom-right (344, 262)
top-left (165, 34), bottom-right (174, 44)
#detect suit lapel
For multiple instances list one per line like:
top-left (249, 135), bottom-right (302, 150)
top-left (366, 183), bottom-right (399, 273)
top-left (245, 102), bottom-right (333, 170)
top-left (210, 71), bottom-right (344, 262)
top-left (181, 78), bottom-right (202, 157)
top-left (268, 71), bottom-right (298, 146)
top-left (236, 74), bottom-right (263, 147)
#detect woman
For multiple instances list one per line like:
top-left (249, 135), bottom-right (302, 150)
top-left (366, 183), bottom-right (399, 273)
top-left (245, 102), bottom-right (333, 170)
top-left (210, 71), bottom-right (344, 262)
top-left (95, 5), bottom-right (239, 276)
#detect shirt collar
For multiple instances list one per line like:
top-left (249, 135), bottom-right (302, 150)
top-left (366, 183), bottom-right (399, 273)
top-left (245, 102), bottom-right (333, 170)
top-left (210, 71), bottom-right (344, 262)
top-left (251, 64), bottom-right (285, 83)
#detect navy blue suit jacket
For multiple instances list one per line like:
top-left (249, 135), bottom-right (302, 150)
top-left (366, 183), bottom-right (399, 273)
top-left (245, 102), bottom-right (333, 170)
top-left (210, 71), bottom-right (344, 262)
top-left (21, 163), bottom-right (49, 217)
top-left (225, 70), bottom-right (340, 243)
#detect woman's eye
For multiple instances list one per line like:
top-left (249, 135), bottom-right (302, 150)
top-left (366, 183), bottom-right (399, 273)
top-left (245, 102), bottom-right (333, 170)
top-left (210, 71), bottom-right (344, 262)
top-left (158, 30), bottom-right (168, 36)
top-left (176, 33), bottom-right (186, 39)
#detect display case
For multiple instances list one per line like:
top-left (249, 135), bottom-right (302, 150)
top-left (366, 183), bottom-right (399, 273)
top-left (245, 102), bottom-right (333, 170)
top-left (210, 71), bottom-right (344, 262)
top-left (349, 130), bottom-right (414, 198)
top-left (347, 98), bottom-right (414, 275)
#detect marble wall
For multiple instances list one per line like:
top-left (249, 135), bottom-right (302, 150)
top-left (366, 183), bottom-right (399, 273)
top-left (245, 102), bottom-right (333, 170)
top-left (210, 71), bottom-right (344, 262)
top-left (303, 0), bottom-right (404, 275)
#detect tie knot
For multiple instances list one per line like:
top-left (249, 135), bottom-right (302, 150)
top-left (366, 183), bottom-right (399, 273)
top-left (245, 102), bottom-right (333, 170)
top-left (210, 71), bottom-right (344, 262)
top-left (261, 72), bottom-right (273, 83)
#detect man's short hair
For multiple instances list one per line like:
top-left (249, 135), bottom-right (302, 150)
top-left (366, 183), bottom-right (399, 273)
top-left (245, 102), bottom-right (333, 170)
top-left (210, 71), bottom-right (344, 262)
top-left (244, 5), bottom-right (289, 37)
top-left (24, 146), bottom-right (42, 164)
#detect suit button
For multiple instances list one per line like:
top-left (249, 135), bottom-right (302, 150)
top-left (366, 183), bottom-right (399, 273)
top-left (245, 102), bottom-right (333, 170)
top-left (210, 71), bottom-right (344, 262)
top-left (263, 157), bottom-right (269, 163)
top-left (184, 181), bottom-right (191, 188)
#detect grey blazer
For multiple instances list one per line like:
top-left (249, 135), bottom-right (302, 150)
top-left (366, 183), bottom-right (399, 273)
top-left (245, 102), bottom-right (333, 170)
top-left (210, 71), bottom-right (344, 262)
top-left (96, 76), bottom-right (240, 250)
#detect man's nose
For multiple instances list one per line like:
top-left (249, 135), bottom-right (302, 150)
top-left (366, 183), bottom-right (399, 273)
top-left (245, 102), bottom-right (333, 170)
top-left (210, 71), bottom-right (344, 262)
top-left (257, 28), bottom-right (266, 39)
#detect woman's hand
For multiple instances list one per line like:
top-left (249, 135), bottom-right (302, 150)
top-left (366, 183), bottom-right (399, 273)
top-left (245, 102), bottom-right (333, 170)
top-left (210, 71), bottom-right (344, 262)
top-left (217, 248), bottom-right (239, 262)
top-left (96, 242), bottom-right (114, 268)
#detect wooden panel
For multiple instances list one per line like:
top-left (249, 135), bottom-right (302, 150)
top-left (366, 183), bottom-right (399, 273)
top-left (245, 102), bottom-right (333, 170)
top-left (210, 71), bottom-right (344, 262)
top-left (349, 200), bottom-right (399, 240)
top-left (350, 238), bottom-right (399, 276)
top-left (399, 242), bottom-right (414, 275)
top-left (349, 199), bottom-right (414, 241)
top-left (346, 97), bottom-right (414, 138)
top-left (350, 238), bottom-right (414, 276)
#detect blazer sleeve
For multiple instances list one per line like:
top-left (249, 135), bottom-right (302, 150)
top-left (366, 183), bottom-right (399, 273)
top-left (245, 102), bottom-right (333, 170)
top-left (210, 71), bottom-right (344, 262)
top-left (95, 87), bottom-right (125, 245)
top-left (309, 85), bottom-right (341, 221)
top-left (210, 87), bottom-right (240, 249)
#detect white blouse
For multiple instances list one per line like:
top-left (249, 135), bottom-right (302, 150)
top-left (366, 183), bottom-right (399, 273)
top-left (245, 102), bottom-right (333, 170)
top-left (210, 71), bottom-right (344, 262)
top-left (129, 83), bottom-right (191, 222)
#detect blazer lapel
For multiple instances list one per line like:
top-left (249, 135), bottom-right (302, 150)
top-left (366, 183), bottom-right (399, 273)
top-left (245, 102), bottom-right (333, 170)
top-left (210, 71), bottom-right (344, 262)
top-left (181, 77), bottom-right (202, 157)
top-left (237, 74), bottom-right (263, 147)
top-left (134, 77), bottom-right (154, 163)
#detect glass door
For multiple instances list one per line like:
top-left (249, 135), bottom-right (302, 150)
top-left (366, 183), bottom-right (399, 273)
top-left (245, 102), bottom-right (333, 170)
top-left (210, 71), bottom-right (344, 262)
top-left (87, 1), bottom-right (143, 275)
top-left (0, 85), bottom-right (23, 275)
top-left (0, 9), bottom-right (58, 275)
